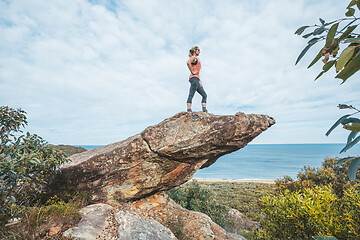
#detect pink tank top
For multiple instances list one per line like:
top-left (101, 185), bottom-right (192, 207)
top-left (189, 58), bottom-right (201, 79)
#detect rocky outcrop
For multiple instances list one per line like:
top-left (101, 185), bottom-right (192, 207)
top-left (50, 112), bottom-right (274, 202)
top-left (64, 193), bottom-right (245, 240)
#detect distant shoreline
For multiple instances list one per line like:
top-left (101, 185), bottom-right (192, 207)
top-left (192, 178), bottom-right (275, 184)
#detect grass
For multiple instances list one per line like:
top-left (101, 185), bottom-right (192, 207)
top-left (1, 191), bottom-right (90, 240)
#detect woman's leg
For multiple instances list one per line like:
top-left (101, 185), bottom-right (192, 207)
top-left (197, 85), bottom-right (207, 111)
top-left (186, 78), bottom-right (198, 111)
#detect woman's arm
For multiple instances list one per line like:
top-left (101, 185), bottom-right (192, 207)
top-left (187, 56), bottom-right (198, 75)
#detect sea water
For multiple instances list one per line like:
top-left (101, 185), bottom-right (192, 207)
top-left (76, 144), bottom-right (359, 181)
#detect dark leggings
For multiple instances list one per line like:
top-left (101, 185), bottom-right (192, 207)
top-left (187, 77), bottom-right (207, 103)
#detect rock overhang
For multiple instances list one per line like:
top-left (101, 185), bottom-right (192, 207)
top-left (49, 111), bottom-right (275, 202)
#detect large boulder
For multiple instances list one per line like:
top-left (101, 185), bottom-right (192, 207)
top-left (63, 193), bottom-right (245, 240)
top-left (50, 112), bottom-right (274, 202)
top-left (115, 210), bottom-right (177, 240)
top-left (63, 203), bottom-right (113, 240)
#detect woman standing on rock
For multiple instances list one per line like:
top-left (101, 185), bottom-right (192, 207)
top-left (186, 46), bottom-right (207, 113)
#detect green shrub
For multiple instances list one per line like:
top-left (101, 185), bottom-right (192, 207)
top-left (256, 157), bottom-right (360, 239)
top-left (167, 180), bottom-right (229, 227)
top-left (338, 188), bottom-right (360, 238)
top-left (276, 157), bottom-right (360, 197)
top-left (256, 185), bottom-right (360, 240)
top-left (257, 186), bottom-right (339, 239)
top-left (0, 106), bottom-right (68, 226)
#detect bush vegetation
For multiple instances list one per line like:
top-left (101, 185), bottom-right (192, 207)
top-left (0, 106), bottom-right (70, 225)
top-left (0, 106), bottom-right (89, 239)
top-left (168, 157), bottom-right (360, 240)
top-left (256, 186), bottom-right (360, 239)
top-left (167, 180), bottom-right (229, 227)
top-left (255, 157), bottom-right (360, 239)
top-left (2, 191), bottom-right (89, 239)
top-left (167, 180), bottom-right (275, 239)
top-left (275, 157), bottom-right (360, 197)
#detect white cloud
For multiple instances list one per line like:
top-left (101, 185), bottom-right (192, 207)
top-left (0, 0), bottom-right (358, 145)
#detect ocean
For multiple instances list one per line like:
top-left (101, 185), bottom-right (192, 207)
top-left (77, 144), bottom-right (359, 181)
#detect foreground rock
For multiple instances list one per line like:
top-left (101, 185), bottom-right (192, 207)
top-left (50, 112), bottom-right (274, 202)
top-left (64, 193), bottom-right (245, 240)
top-left (128, 192), bottom-right (245, 240)
top-left (63, 203), bottom-right (113, 239)
top-left (115, 210), bottom-right (177, 240)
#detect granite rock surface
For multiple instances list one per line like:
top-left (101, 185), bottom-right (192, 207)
top-left (50, 112), bottom-right (275, 202)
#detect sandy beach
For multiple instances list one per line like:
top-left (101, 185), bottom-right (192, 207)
top-left (192, 179), bottom-right (275, 184)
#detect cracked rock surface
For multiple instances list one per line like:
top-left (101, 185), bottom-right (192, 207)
top-left (49, 112), bottom-right (274, 202)
top-left (63, 203), bottom-right (113, 240)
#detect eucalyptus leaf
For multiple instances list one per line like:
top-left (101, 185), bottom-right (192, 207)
top-left (315, 71), bottom-right (325, 80)
top-left (308, 49), bottom-right (323, 68)
top-left (340, 117), bottom-right (360, 125)
top-left (323, 60), bottom-right (336, 71)
top-left (326, 23), bottom-right (339, 47)
top-left (339, 25), bottom-right (358, 41)
top-left (348, 157), bottom-right (360, 181)
top-left (313, 27), bottom-right (326, 35)
top-left (295, 26), bottom-right (310, 35)
top-left (347, 0), bottom-right (357, 8)
top-left (346, 8), bottom-right (355, 17)
top-left (337, 156), bottom-right (356, 165)
top-left (344, 38), bottom-right (360, 44)
top-left (336, 53), bottom-right (360, 83)
top-left (296, 44), bottom-right (313, 65)
top-left (308, 37), bottom-right (322, 45)
top-left (340, 135), bottom-right (360, 153)
top-left (348, 131), bottom-right (359, 144)
top-left (303, 33), bottom-right (313, 39)
top-left (326, 114), bottom-right (351, 136)
top-left (336, 45), bottom-right (356, 72)
top-left (319, 18), bottom-right (325, 25)
top-left (337, 104), bottom-right (351, 109)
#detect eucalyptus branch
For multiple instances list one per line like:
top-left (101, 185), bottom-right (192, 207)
top-left (347, 105), bottom-right (360, 116)
top-left (297, 0), bottom-right (360, 181)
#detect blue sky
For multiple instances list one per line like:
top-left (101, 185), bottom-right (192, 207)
top-left (1, 0), bottom-right (359, 145)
